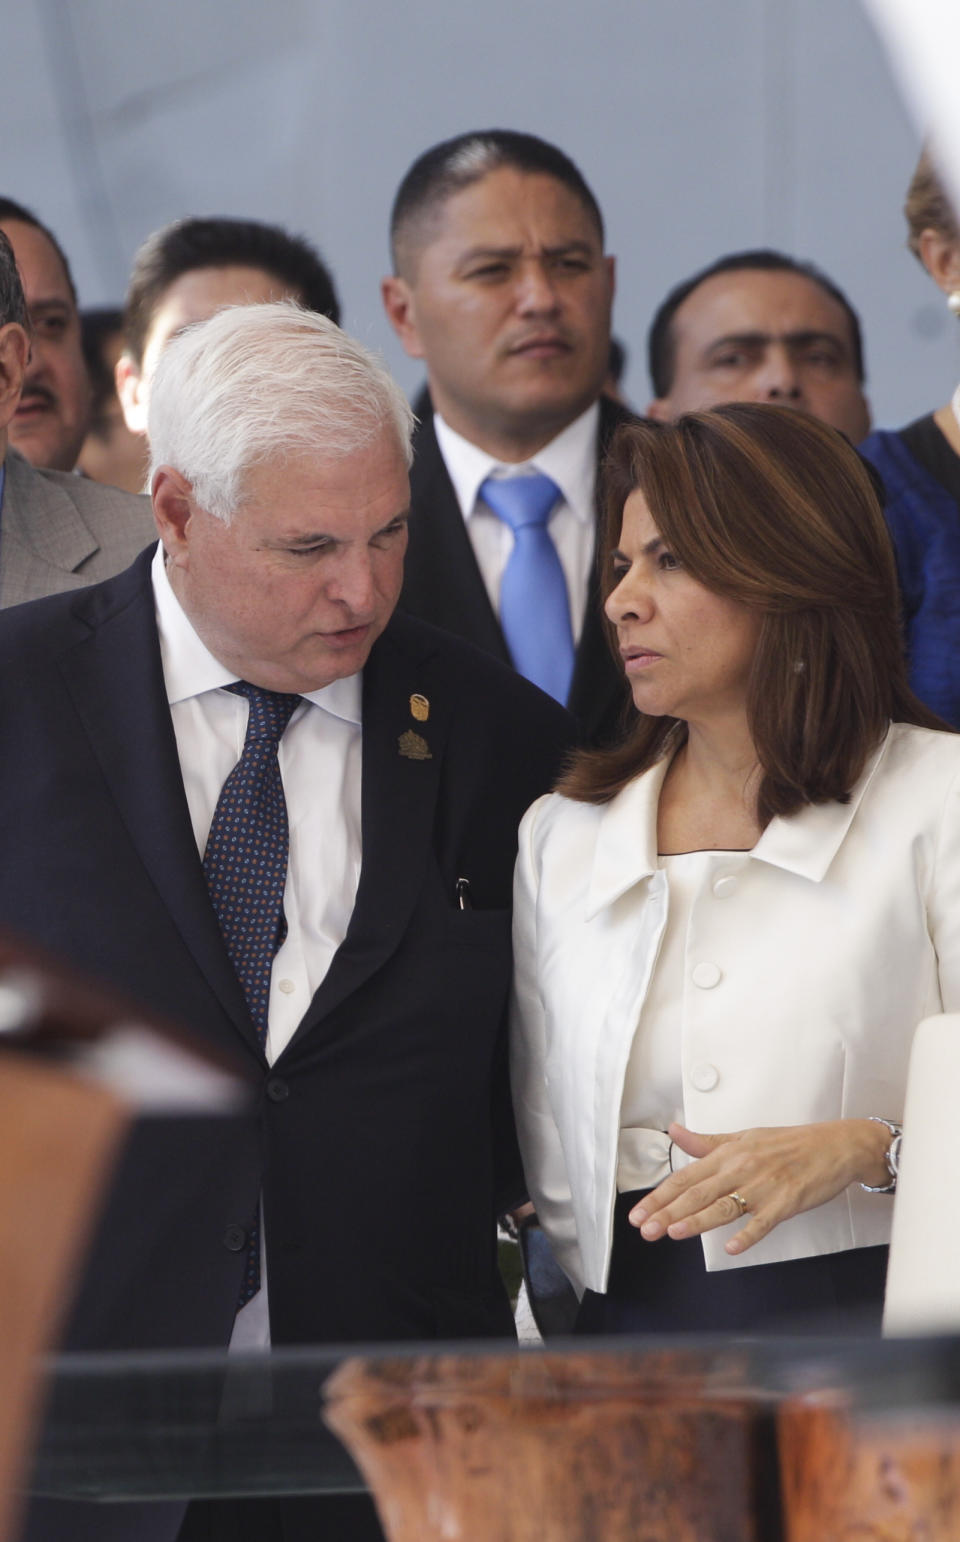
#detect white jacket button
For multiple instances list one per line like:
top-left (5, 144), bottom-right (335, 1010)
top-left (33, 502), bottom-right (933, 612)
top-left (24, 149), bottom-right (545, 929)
top-left (690, 1062), bottom-right (720, 1091)
top-left (692, 961), bottom-right (722, 988)
top-left (713, 876), bottom-right (737, 898)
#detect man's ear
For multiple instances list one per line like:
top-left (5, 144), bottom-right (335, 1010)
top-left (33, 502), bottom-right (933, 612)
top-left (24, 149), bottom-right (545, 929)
top-left (0, 322), bottom-right (29, 432)
top-left (381, 275), bottom-right (426, 359)
top-left (645, 397), bottom-right (673, 423)
top-left (116, 352), bottom-right (149, 435)
top-left (151, 466), bottom-right (195, 564)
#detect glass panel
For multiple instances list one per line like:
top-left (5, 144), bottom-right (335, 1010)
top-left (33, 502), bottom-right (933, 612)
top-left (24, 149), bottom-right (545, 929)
top-left (29, 1336), bottom-right (960, 1502)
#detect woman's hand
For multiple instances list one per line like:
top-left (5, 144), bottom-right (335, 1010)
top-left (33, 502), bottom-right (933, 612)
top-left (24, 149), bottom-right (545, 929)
top-left (628, 1118), bottom-right (893, 1256)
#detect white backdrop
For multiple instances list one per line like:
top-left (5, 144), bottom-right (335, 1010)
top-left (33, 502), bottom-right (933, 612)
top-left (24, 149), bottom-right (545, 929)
top-left (3, 0), bottom-right (955, 427)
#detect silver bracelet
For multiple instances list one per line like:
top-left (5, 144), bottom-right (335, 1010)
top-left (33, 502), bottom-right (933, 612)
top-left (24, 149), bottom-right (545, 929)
top-left (860, 1115), bottom-right (902, 1193)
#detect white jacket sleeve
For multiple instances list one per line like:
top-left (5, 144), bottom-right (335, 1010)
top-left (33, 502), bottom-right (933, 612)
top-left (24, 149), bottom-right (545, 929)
top-left (509, 796), bottom-right (586, 1296)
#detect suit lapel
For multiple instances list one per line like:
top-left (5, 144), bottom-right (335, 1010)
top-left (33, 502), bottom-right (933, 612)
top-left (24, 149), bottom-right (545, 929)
top-left (403, 414), bottom-right (511, 663)
top-left (56, 554), bottom-right (259, 1046)
top-left (290, 616), bottom-right (447, 1037)
top-left (0, 451), bottom-right (99, 607)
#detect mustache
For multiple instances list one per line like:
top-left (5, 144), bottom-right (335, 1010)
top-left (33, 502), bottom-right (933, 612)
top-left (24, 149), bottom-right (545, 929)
top-left (18, 383), bottom-right (57, 409)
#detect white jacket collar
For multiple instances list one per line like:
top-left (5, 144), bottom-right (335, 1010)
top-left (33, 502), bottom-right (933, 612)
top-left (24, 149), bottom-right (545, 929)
top-left (586, 753), bottom-right (670, 918)
top-left (585, 728), bottom-right (892, 919)
top-left (752, 731), bottom-right (889, 881)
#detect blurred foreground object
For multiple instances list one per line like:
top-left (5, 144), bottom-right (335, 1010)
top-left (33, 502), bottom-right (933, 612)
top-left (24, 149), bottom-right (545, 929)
top-left (863, 0), bottom-right (960, 220)
top-left (325, 1348), bottom-right (781, 1542)
top-left (19, 1335), bottom-right (960, 1540)
top-left (778, 1335), bottom-right (960, 1541)
top-left (0, 1057), bottom-right (126, 1542)
top-left (324, 1340), bottom-right (960, 1542)
top-left (884, 1011), bottom-right (960, 1334)
top-left (0, 929), bottom-right (245, 1542)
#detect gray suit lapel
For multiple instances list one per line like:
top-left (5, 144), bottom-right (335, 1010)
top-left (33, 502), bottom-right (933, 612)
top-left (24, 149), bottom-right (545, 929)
top-left (0, 450), bottom-right (100, 607)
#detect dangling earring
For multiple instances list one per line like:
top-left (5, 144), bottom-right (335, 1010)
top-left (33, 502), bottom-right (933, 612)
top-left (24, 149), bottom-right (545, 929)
top-left (793, 659), bottom-right (806, 675)
top-left (948, 292), bottom-right (960, 316)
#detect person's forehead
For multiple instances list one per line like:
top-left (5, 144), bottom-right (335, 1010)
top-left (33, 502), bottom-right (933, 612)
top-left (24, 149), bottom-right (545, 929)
top-left (146, 265), bottom-right (300, 352)
top-left (675, 268), bottom-right (855, 354)
top-left (424, 167), bottom-right (602, 258)
top-left (620, 486), bottom-right (658, 536)
top-left (0, 218), bottom-right (74, 307)
top-left (238, 434), bottom-right (410, 524)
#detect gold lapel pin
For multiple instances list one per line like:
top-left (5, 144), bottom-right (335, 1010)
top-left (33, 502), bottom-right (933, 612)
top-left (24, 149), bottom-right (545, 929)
top-left (410, 693), bottom-right (429, 722)
top-left (398, 730), bottom-right (432, 761)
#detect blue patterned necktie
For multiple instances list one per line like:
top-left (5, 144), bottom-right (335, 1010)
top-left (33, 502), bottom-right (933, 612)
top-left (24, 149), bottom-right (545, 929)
top-left (480, 472), bottom-right (575, 704)
top-left (202, 679), bottom-right (301, 1305)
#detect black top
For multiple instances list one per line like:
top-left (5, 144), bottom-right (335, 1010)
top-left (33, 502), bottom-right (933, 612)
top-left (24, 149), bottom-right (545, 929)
top-left (899, 412), bottom-right (960, 504)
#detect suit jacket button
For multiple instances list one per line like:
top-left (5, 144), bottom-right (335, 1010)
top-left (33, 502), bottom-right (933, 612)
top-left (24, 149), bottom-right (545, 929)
top-left (266, 1077), bottom-right (289, 1103)
top-left (692, 961), bottom-right (722, 989)
top-left (223, 1225), bottom-right (247, 1252)
top-left (690, 1062), bottom-right (720, 1092)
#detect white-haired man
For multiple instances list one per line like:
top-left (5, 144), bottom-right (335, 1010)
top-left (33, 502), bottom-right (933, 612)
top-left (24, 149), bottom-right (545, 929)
top-left (7, 304), bottom-right (571, 1542)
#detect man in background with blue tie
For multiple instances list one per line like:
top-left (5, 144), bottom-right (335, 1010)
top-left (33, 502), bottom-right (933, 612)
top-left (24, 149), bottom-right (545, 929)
top-left (382, 129), bottom-right (630, 747)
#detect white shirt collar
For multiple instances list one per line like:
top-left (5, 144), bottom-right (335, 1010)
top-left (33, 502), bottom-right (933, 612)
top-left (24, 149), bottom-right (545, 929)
top-left (150, 542), bottom-right (363, 726)
top-left (433, 400), bottom-right (600, 527)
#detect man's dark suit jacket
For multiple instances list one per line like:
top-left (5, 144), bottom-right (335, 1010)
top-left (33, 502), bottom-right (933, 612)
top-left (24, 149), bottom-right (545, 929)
top-left (400, 396), bottom-right (632, 747)
top-left (1, 547), bottom-right (571, 1538)
top-left (0, 543), bottom-right (571, 1347)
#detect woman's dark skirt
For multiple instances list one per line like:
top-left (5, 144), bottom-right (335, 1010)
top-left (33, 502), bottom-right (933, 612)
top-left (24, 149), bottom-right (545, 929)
top-left (576, 1190), bottom-right (889, 1336)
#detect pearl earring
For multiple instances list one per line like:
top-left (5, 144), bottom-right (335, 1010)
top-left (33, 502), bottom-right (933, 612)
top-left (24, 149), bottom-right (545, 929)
top-left (948, 291), bottom-right (960, 316)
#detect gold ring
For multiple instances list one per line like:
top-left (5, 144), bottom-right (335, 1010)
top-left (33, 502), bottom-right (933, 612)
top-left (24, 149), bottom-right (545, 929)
top-left (728, 1191), bottom-right (749, 1217)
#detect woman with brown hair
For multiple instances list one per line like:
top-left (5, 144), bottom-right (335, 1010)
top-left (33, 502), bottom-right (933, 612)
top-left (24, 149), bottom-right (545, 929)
top-left (860, 148), bottom-right (960, 727)
top-left (511, 402), bottom-right (960, 1335)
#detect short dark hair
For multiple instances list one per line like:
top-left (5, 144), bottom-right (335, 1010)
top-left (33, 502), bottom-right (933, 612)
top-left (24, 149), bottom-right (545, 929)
top-left (122, 216), bottom-right (341, 364)
top-left (0, 196), bottom-right (78, 306)
top-left (390, 129), bottom-right (604, 274)
top-left (561, 404), bottom-right (944, 820)
top-left (0, 229), bottom-right (28, 330)
top-left (647, 249), bottom-right (865, 397)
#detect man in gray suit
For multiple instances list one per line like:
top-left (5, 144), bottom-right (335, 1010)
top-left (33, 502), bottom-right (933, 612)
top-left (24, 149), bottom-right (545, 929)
top-left (0, 231), bottom-right (154, 608)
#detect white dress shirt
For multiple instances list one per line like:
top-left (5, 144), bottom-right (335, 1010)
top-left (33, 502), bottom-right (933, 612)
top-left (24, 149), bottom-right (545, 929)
top-left (433, 402), bottom-right (600, 642)
top-left (151, 543), bottom-right (363, 1346)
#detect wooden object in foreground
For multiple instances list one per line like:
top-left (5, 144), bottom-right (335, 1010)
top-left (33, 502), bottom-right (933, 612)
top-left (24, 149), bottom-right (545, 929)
top-left (0, 1053), bottom-right (127, 1542)
top-left (324, 1348), bottom-right (781, 1542)
top-left (0, 927), bottom-right (242, 1541)
top-left (779, 1389), bottom-right (960, 1542)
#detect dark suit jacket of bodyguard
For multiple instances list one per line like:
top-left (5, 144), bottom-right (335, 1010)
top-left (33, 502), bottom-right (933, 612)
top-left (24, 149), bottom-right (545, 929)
top-left (0, 545), bottom-right (573, 1355)
top-left (400, 395), bottom-right (633, 748)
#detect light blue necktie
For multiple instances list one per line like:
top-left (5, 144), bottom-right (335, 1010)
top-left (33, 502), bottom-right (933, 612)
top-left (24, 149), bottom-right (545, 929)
top-left (481, 473), bottom-right (575, 704)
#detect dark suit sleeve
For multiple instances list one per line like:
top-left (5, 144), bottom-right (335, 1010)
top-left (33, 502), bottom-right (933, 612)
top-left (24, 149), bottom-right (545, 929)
top-left (431, 657), bottom-right (574, 1218)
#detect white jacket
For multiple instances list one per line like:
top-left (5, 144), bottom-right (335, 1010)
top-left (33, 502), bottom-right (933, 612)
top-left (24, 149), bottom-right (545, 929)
top-left (510, 723), bottom-right (960, 1296)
